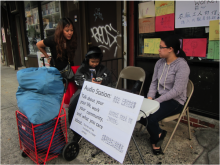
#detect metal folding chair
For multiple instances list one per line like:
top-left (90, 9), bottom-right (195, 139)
top-left (115, 66), bottom-right (145, 95)
top-left (161, 80), bottom-right (194, 153)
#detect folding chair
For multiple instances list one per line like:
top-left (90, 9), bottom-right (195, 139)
top-left (115, 66), bottom-right (146, 95)
top-left (161, 79), bottom-right (194, 153)
top-left (115, 66), bottom-right (146, 164)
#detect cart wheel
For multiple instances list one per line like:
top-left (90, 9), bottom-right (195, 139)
top-left (22, 151), bottom-right (28, 158)
top-left (62, 142), bottom-right (79, 161)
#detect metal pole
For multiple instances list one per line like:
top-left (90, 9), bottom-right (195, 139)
top-left (127, 151), bottom-right (134, 164)
top-left (132, 135), bottom-right (146, 164)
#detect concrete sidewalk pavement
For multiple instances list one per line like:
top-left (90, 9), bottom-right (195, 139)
top-left (1, 65), bottom-right (219, 164)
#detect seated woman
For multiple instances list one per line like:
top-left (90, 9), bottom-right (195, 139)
top-left (143, 35), bottom-right (190, 155)
top-left (68, 46), bottom-right (111, 142)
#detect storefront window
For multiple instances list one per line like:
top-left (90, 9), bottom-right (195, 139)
top-left (41, 1), bottom-right (61, 39)
top-left (24, 1), bottom-right (41, 55)
top-left (24, 1), bottom-right (61, 55)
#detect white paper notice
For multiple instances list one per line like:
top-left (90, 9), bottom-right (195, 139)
top-left (175, 1), bottom-right (219, 28)
top-left (139, 1), bottom-right (155, 18)
top-left (70, 81), bottom-right (144, 163)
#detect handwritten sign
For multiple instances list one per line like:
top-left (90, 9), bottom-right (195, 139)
top-left (144, 38), bottom-right (160, 54)
top-left (155, 1), bottom-right (174, 16)
top-left (175, 1), bottom-right (219, 28)
top-left (183, 38), bottom-right (207, 57)
top-left (70, 81), bottom-right (144, 163)
top-left (207, 40), bottom-right (219, 59)
top-left (139, 1), bottom-right (155, 18)
top-left (155, 13), bottom-right (174, 32)
top-left (209, 20), bottom-right (219, 40)
top-left (37, 51), bottom-right (51, 68)
top-left (139, 17), bottom-right (155, 33)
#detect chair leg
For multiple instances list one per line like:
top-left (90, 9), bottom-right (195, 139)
top-left (127, 151), bottom-right (134, 164)
top-left (187, 107), bottom-right (191, 140)
top-left (132, 136), bottom-right (145, 164)
top-left (139, 125), bottom-right (143, 132)
top-left (163, 115), bottom-right (183, 153)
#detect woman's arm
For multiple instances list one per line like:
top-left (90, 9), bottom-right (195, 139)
top-left (36, 40), bottom-right (51, 62)
top-left (147, 61), bottom-right (160, 99)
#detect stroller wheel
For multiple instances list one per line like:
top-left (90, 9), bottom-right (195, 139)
top-left (62, 142), bottom-right (79, 161)
top-left (22, 151), bottom-right (28, 158)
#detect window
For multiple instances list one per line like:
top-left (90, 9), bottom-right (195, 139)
top-left (41, 1), bottom-right (61, 39)
top-left (24, 1), bottom-right (61, 55)
top-left (136, 1), bottom-right (218, 62)
top-left (24, 1), bottom-right (41, 55)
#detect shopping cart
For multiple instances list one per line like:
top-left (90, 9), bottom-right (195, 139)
top-left (15, 78), bottom-right (80, 165)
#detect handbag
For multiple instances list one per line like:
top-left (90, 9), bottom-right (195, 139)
top-left (51, 58), bottom-right (75, 81)
top-left (59, 62), bottom-right (75, 81)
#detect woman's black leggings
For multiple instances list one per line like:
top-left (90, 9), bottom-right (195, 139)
top-left (146, 93), bottom-right (184, 144)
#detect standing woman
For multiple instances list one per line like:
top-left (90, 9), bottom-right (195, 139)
top-left (144, 35), bottom-right (190, 155)
top-left (36, 17), bottom-right (77, 71)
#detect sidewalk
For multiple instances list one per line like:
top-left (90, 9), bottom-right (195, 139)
top-left (1, 65), bottom-right (219, 164)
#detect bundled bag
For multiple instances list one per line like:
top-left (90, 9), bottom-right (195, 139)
top-left (16, 67), bottom-right (64, 124)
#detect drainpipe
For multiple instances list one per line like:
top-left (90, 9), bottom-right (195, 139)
top-left (123, 1), bottom-right (127, 89)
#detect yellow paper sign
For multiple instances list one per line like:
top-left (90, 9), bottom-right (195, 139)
top-left (209, 20), bottom-right (220, 41)
top-left (155, 1), bottom-right (174, 16)
top-left (144, 38), bottom-right (161, 54)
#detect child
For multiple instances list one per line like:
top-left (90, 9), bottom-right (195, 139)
top-left (68, 46), bottom-right (111, 142)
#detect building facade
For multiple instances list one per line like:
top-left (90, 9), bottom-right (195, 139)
top-left (1, 1), bottom-right (219, 120)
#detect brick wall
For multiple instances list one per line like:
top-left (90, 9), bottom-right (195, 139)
top-left (180, 116), bottom-right (216, 128)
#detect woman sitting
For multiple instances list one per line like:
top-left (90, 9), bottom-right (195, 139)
top-left (144, 35), bottom-right (190, 155)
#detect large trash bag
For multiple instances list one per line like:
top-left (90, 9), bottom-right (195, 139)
top-left (16, 67), bottom-right (64, 124)
top-left (16, 67), bottom-right (64, 94)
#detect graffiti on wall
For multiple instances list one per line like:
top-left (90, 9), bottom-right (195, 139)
top-left (91, 23), bottom-right (121, 58)
top-left (94, 8), bottom-right (103, 22)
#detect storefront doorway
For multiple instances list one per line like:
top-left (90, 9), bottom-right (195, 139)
top-left (86, 1), bottom-right (124, 86)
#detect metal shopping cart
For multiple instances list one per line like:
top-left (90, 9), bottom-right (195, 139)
top-left (15, 79), bottom-right (80, 165)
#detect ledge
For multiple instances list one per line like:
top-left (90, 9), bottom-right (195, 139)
top-left (27, 54), bottom-right (37, 58)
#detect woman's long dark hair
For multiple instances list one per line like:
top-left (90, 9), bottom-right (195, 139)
top-left (161, 35), bottom-right (187, 61)
top-left (54, 17), bottom-right (77, 61)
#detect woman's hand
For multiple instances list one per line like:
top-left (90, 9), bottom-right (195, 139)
top-left (36, 40), bottom-right (51, 62)
top-left (148, 97), bottom-right (153, 100)
top-left (47, 58), bottom-right (51, 63)
top-left (92, 78), bottom-right (102, 84)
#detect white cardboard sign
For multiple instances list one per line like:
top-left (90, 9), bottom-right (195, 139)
top-left (70, 81), bottom-right (144, 163)
top-left (175, 1), bottom-right (219, 28)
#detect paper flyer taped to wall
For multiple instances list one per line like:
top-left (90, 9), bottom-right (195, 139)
top-left (144, 38), bottom-right (160, 54)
